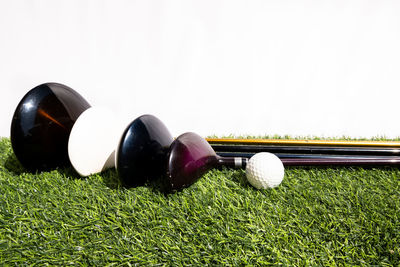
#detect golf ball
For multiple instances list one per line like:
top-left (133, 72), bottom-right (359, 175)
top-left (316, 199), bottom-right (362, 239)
top-left (245, 152), bottom-right (284, 189)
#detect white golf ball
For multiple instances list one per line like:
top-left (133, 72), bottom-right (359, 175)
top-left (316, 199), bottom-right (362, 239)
top-left (245, 152), bottom-right (285, 189)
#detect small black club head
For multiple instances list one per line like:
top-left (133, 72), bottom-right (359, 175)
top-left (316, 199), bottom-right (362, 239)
top-left (116, 114), bottom-right (174, 187)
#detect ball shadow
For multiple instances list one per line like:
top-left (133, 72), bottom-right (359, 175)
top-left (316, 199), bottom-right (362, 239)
top-left (221, 168), bottom-right (254, 189)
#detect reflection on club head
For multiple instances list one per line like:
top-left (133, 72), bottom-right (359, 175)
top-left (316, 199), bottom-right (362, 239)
top-left (10, 83), bottom-right (91, 171)
top-left (166, 132), bottom-right (219, 192)
top-left (116, 114), bottom-right (174, 187)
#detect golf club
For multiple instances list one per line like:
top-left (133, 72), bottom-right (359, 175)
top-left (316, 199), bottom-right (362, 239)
top-left (216, 152), bottom-right (400, 160)
top-left (211, 144), bottom-right (400, 156)
top-left (282, 157), bottom-right (400, 166)
top-left (165, 132), bottom-right (249, 192)
top-left (215, 149), bottom-right (400, 166)
top-left (216, 150), bottom-right (400, 166)
top-left (166, 133), bottom-right (400, 192)
top-left (11, 83), bottom-right (91, 171)
top-left (206, 138), bottom-right (400, 147)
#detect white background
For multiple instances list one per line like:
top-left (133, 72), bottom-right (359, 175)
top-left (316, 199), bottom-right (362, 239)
top-left (1, 0), bottom-right (400, 138)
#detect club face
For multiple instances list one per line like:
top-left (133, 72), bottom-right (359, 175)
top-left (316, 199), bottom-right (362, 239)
top-left (166, 132), bottom-right (218, 192)
top-left (116, 114), bottom-right (174, 187)
top-left (10, 83), bottom-right (91, 171)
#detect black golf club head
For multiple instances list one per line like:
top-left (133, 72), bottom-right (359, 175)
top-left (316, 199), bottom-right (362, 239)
top-left (116, 114), bottom-right (174, 187)
top-left (166, 132), bottom-right (220, 192)
top-left (10, 83), bottom-right (91, 171)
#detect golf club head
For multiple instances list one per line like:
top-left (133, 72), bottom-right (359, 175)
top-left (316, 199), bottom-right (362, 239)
top-left (11, 83), bottom-right (91, 171)
top-left (166, 132), bottom-right (219, 192)
top-left (116, 114), bottom-right (174, 187)
top-left (68, 106), bottom-right (127, 176)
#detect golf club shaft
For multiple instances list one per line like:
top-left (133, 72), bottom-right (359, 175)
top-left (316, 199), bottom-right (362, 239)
top-left (216, 152), bottom-right (399, 160)
top-left (217, 156), bottom-right (248, 168)
top-left (216, 154), bottom-right (400, 167)
top-left (281, 157), bottom-right (400, 166)
top-left (206, 138), bottom-right (400, 147)
top-left (212, 144), bottom-right (400, 156)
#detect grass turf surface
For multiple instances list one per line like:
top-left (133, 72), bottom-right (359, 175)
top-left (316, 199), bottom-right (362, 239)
top-left (0, 137), bottom-right (399, 265)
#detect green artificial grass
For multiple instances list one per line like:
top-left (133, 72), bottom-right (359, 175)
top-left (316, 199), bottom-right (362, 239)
top-left (0, 137), bottom-right (399, 265)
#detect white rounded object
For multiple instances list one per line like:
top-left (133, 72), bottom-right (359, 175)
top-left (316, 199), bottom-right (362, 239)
top-left (68, 106), bottom-right (126, 176)
top-left (245, 152), bottom-right (285, 189)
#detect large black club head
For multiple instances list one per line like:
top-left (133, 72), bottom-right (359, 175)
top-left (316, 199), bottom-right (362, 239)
top-left (10, 83), bottom-right (91, 171)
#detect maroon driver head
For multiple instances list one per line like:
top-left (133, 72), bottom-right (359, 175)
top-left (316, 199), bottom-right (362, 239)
top-left (165, 132), bottom-right (220, 192)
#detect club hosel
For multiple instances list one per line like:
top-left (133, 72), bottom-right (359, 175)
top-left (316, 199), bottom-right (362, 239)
top-left (217, 156), bottom-right (248, 169)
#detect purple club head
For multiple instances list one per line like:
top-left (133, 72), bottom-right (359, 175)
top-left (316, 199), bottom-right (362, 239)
top-left (166, 132), bottom-right (220, 191)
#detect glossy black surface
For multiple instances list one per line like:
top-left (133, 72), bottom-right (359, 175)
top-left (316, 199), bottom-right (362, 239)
top-left (166, 132), bottom-right (220, 192)
top-left (116, 114), bottom-right (174, 187)
top-left (10, 83), bottom-right (91, 171)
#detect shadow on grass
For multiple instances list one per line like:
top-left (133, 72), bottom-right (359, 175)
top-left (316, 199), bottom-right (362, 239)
top-left (4, 150), bottom-right (82, 179)
top-left (4, 150), bottom-right (219, 195)
top-left (217, 167), bottom-right (253, 190)
top-left (229, 169), bottom-right (249, 187)
top-left (2, 146), bottom-right (170, 197)
top-left (57, 166), bottom-right (82, 179)
top-left (100, 168), bottom-right (122, 189)
top-left (92, 167), bottom-right (168, 193)
top-left (3, 151), bottom-right (170, 194)
top-left (119, 176), bottom-right (172, 195)
top-left (4, 152), bottom-right (26, 175)
top-left (143, 168), bottom-right (253, 195)
top-left (147, 177), bottom-right (172, 195)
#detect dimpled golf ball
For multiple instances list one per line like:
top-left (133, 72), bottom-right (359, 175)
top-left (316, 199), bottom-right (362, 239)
top-left (245, 152), bottom-right (284, 189)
